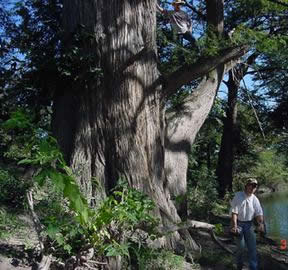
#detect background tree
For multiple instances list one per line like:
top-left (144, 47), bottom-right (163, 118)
top-left (214, 0), bottom-right (288, 196)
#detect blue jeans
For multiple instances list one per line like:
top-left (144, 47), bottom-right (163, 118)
top-left (235, 221), bottom-right (258, 270)
top-left (177, 32), bottom-right (197, 47)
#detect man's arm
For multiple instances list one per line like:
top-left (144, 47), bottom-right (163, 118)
top-left (254, 197), bottom-right (265, 232)
top-left (157, 4), bottom-right (164, 13)
top-left (231, 212), bottom-right (238, 233)
top-left (255, 215), bottom-right (265, 232)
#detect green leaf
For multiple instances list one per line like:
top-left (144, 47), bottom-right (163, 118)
top-left (46, 224), bottom-right (60, 238)
top-left (34, 169), bottom-right (50, 187)
top-left (48, 170), bottom-right (66, 191)
top-left (17, 158), bottom-right (36, 165)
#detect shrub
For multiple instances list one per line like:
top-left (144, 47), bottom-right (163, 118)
top-left (0, 168), bottom-right (30, 208)
top-left (188, 165), bottom-right (219, 220)
top-left (250, 150), bottom-right (288, 186)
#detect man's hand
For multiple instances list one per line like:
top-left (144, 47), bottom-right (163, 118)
top-left (256, 223), bottom-right (265, 233)
top-left (230, 226), bottom-right (238, 233)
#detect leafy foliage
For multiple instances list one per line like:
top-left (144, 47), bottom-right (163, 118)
top-left (0, 168), bottom-right (30, 208)
top-left (0, 109), bottom-right (162, 266)
top-left (87, 181), bottom-right (158, 257)
top-left (0, 208), bottom-right (26, 240)
top-left (250, 150), bottom-right (288, 186)
top-left (130, 247), bottom-right (186, 270)
top-left (188, 164), bottom-right (219, 220)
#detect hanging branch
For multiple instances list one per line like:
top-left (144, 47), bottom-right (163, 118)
top-left (242, 79), bottom-right (266, 140)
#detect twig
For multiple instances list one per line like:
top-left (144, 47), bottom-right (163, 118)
top-left (26, 189), bottom-right (45, 251)
top-left (82, 262), bottom-right (99, 270)
top-left (26, 189), bottom-right (52, 270)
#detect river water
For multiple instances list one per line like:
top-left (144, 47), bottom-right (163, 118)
top-left (260, 191), bottom-right (288, 241)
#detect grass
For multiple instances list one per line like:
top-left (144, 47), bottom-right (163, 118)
top-left (0, 207), bottom-right (27, 240)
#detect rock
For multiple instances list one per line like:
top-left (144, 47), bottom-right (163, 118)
top-left (257, 186), bottom-right (273, 195)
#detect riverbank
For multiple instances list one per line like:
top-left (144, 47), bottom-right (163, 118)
top-left (195, 227), bottom-right (288, 270)
top-left (195, 214), bottom-right (288, 270)
top-left (257, 181), bottom-right (288, 195)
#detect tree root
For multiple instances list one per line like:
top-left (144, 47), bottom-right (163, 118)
top-left (156, 219), bottom-right (235, 255)
top-left (210, 230), bottom-right (234, 254)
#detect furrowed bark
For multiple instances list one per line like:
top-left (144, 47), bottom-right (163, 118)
top-left (56, 2), bottom-right (200, 268)
top-left (165, 68), bottom-right (225, 217)
top-left (53, 1), bottom-right (250, 268)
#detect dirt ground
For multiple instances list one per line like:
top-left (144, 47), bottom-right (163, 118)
top-left (1, 214), bottom-right (288, 270)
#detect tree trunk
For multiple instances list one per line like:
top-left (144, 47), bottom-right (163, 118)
top-left (52, 0), bottom-right (249, 268)
top-left (164, 0), bottom-right (225, 218)
top-left (165, 69), bottom-right (224, 218)
top-left (216, 70), bottom-right (239, 197)
top-left (216, 54), bottom-right (258, 197)
top-left (55, 0), bottom-right (194, 258)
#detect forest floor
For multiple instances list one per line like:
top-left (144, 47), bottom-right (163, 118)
top-left (0, 212), bottom-right (288, 270)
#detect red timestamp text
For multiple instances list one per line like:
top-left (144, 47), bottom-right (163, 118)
top-left (280, 239), bottom-right (287, 250)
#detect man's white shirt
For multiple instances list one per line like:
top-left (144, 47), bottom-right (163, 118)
top-left (230, 191), bottom-right (263, 222)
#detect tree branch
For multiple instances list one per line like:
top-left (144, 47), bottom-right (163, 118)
top-left (161, 45), bottom-right (249, 99)
top-left (26, 189), bottom-right (52, 270)
top-left (210, 230), bottom-right (234, 254)
top-left (246, 67), bottom-right (288, 75)
top-left (267, 0), bottom-right (288, 7)
top-left (184, 0), bottom-right (206, 20)
top-left (156, 219), bottom-right (215, 235)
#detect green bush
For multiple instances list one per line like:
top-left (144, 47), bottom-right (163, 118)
top-left (250, 150), bottom-right (288, 186)
top-left (130, 247), bottom-right (185, 270)
top-left (0, 168), bottom-right (30, 208)
top-left (0, 208), bottom-right (26, 240)
top-left (188, 165), bottom-right (219, 220)
top-left (88, 181), bottom-right (158, 257)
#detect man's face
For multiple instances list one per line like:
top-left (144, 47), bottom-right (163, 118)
top-left (245, 183), bottom-right (258, 195)
top-left (172, 3), bottom-right (181, 9)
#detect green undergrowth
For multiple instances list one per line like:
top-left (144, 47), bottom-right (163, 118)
top-left (0, 207), bottom-right (27, 241)
top-left (197, 250), bottom-right (234, 269)
top-left (0, 110), bottom-right (190, 268)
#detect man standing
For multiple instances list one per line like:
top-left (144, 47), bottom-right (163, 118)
top-left (157, 0), bottom-right (196, 46)
top-left (230, 178), bottom-right (265, 270)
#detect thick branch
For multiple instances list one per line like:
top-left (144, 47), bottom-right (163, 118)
top-left (162, 45), bottom-right (249, 99)
top-left (206, 0), bottom-right (224, 34)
